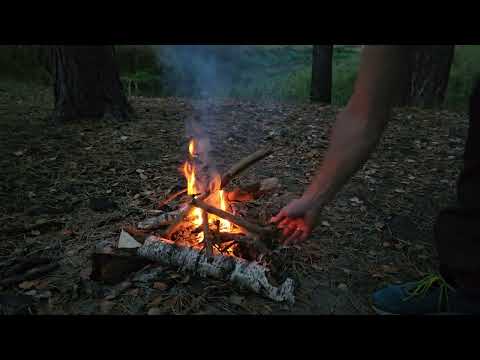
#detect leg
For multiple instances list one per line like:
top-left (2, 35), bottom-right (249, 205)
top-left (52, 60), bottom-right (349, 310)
top-left (435, 79), bottom-right (480, 290)
top-left (372, 80), bottom-right (480, 314)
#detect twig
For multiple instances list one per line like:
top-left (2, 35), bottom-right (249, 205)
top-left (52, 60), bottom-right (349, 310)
top-left (158, 188), bottom-right (187, 208)
top-left (202, 210), bottom-right (212, 258)
top-left (3, 257), bottom-right (52, 278)
top-left (220, 146), bottom-right (273, 189)
top-left (0, 262), bottom-right (59, 287)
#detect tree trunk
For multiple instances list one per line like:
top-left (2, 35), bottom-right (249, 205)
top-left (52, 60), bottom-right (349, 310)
top-left (52, 46), bottom-right (133, 121)
top-left (400, 45), bottom-right (455, 108)
top-left (310, 45), bottom-right (333, 104)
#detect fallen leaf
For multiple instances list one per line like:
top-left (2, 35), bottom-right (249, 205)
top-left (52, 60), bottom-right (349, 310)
top-left (179, 275), bottom-right (190, 284)
top-left (139, 174), bottom-right (148, 180)
top-left (80, 267), bottom-right (92, 280)
top-left (100, 300), bottom-right (115, 314)
top-left (149, 296), bottom-right (164, 307)
top-left (120, 136), bottom-right (128, 141)
top-left (127, 288), bottom-right (140, 297)
top-left (35, 280), bottom-right (50, 290)
top-left (19, 280), bottom-right (37, 290)
top-left (153, 282), bottom-right (169, 290)
top-left (13, 150), bottom-right (24, 156)
top-left (147, 307), bottom-right (163, 315)
top-left (337, 283), bottom-right (348, 291)
top-left (229, 294), bottom-right (245, 305)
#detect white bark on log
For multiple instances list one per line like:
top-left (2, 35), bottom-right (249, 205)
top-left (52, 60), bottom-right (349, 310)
top-left (118, 230), bottom-right (142, 249)
top-left (137, 236), bottom-right (295, 304)
top-left (137, 210), bottom-right (182, 230)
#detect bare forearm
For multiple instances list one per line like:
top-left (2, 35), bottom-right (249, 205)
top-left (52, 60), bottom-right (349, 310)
top-left (306, 46), bottom-right (410, 205)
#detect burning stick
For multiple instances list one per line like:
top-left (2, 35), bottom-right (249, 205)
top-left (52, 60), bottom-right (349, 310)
top-left (163, 192), bottom-right (212, 238)
top-left (164, 145), bottom-right (273, 239)
top-left (137, 236), bottom-right (295, 304)
top-left (157, 188), bottom-right (187, 208)
top-left (220, 146), bottom-right (273, 189)
top-left (191, 198), bottom-right (273, 238)
top-left (202, 210), bottom-right (213, 258)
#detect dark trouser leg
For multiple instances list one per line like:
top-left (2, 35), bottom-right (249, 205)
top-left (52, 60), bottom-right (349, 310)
top-left (434, 80), bottom-right (480, 291)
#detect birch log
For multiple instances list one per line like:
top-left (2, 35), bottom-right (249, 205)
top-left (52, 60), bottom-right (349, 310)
top-left (137, 236), bottom-right (295, 304)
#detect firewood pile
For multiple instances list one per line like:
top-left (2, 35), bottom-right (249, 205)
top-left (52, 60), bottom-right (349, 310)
top-left (93, 145), bottom-right (295, 304)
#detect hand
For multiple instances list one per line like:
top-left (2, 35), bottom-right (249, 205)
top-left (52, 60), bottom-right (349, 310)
top-left (270, 193), bottom-right (322, 245)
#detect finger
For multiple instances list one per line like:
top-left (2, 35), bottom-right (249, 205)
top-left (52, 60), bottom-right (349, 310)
top-left (277, 218), bottom-right (291, 229)
top-left (300, 230), bottom-right (311, 242)
top-left (282, 223), bottom-right (298, 238)
top-left (270, 211), bottom-right (287, 223)
top-left (285, 229), bottom-right (304, 245)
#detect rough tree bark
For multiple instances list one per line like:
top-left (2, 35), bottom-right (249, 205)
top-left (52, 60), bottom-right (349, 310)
top-left (52, 46), bottom-right (133, 121)
top-left (310, 45), bottom-right (333, 104)
top-left (400, 45), bottom-right (455, 108)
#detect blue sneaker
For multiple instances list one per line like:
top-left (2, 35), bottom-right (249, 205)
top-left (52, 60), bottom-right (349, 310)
top-left (372, 274), bottom-right (480, 315)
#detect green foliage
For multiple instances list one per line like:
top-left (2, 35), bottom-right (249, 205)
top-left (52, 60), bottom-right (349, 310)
top-left (445, 46), bottom-right (480, 112)
top-left (1, 45), bottom-right (479, 112)
top-left (0, 46), bottom-right (52, 85)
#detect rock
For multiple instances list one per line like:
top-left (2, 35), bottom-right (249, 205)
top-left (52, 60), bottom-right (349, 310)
top-left (89, 197), bottom-right (117, 212)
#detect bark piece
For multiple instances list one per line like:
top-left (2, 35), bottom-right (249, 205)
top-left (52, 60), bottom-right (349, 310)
top-left (91, 250), bottom-right (151, 285)
top-left (137, 236), bottom-right (295, 304)
top-left (118, 230), bottom-right (142, 249)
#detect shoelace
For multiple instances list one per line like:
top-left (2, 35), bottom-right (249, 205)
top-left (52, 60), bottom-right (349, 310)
top-left (403, 274), bottom-right (456, 312)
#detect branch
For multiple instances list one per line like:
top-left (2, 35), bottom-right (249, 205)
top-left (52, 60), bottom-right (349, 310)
top-left (202, 210), bottom-right (213, 258)
top-left (0, 262), bottom-right (59, 287)
top-left (220, 146), bottom-right (273, 189)
top-left (191, 198), bottom-right (271, 237)
top-left (157, 188), bottom-right (187, 208)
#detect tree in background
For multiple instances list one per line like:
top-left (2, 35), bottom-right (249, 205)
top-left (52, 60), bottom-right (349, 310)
top-left (400, 45), bottom-right (455, 108)
top-left (310, 45), bottom-right (333, 104)
top-left (52, 46), bottom-right (133, 121)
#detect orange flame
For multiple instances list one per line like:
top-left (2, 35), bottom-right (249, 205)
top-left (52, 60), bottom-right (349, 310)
top-left (182, 138), bottom-right (237, 252)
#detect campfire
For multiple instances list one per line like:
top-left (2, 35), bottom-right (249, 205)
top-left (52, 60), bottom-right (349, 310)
top-left (112, 130), bottom-right (295, 304)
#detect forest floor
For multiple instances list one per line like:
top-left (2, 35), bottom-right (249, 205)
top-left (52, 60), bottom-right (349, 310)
top-left (0, 82), bottom-right (469, 315)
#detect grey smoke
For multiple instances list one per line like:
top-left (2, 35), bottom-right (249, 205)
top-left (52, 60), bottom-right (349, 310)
top-left (152, 45), bottom-right (242, 189)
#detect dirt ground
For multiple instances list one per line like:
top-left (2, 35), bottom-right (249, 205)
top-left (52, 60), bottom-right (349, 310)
top-left (0, 82), bottom-right (469, 315)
